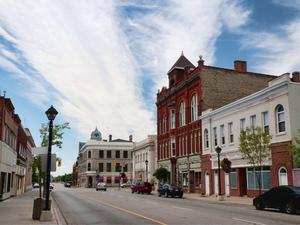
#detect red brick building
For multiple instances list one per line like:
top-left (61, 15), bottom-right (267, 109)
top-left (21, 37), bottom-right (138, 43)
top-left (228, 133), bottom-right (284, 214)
top-left (156, 53), bottom-right (275, 193)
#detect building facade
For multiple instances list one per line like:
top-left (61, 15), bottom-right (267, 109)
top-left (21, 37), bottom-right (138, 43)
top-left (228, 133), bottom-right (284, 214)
top-left (156, 53), bottom-right (276, 193)
top-left (0, 96), bottom-right (34, 200)
top-left (132, 135), bottom-right (157, 183)
top-left (200, 73), bottom-right (300, 197)
top-left (77, 128), bottom-right (133, 188)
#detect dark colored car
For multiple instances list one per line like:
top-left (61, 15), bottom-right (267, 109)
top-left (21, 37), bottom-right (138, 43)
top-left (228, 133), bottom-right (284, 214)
top-left (64, 182), bottom-right (71, 188)
top-left (158, 184), bottom-right (183, 198)
top-left (253, 186), bottom-right (300, 214)
top-left (131, 181), bottom-right (152, 194)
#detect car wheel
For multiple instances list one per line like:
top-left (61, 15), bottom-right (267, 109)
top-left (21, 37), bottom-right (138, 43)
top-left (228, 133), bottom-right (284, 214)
top-left (286, 202), bottom-right (296, 214)
top-left (255, 201), bottom-right (264, 210)
top-left (131, 190), bottom-right (134, 193)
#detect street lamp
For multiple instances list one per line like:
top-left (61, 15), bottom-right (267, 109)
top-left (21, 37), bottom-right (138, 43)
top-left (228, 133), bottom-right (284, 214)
top-left (215, 146), bottom-right (223, 200)
top-left (145, 159), bottom-right (148, 182)
top-left (45, 105), bottom-right (58, 210)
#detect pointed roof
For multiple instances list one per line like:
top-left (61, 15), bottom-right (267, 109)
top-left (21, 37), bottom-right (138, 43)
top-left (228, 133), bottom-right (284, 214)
top-left (167, 52), bottom-right (195, 74)
top-left (90, 127), bottom-right (102, 141)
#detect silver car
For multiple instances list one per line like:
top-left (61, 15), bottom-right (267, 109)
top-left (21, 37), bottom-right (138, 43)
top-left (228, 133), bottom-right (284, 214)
top-left (96, 182), bottom-right (107, 191)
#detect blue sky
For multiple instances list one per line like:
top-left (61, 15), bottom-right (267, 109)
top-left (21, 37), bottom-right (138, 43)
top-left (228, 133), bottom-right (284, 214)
top-left (0, 0), bottom-right (300, 175)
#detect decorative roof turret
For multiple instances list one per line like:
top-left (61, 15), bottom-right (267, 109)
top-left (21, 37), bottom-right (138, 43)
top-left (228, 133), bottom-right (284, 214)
top-left (167, 52), bottom-right (195, 74)
top-left (90, 127), bottom-right (102, 141)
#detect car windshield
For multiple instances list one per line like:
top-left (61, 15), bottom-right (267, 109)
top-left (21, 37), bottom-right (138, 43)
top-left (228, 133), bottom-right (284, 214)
top-left (291, 187), bottom-right (300, 194)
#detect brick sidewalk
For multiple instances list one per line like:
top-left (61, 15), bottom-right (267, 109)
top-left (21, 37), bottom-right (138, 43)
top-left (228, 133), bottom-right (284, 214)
top-left (0, 189), bottom-right (60, 225)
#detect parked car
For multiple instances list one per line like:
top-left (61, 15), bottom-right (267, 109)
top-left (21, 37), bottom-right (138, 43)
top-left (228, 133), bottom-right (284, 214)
top-left (64, 182), bottom-right (71, 188)
top-left (253, 186), bottom-right (300, 214)
top-left (50, 183), bottom-right (54, 190)
top-left (121, 182), bottom-right (131, 188)
top-left (33, 183), bottom-right (39, 189)
top-left (131, 181), bottom-right (152, 194)
top-left (96, 182), bottom-right (107, 191)
top-left (158, 184), bottom-right (183, 198)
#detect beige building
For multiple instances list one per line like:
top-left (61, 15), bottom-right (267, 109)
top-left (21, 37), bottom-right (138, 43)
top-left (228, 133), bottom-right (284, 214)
top-left (78, 128), bottom-right (133, 188)
top-left (132, 135), bottom-right (157, 183)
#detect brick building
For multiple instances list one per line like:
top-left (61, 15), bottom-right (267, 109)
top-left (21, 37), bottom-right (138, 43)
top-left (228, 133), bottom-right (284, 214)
top-left (200, 73), bottom-right (300, 197)
top-left (156, 53), bottom-right (275, 193)
top-left (0, 96), bottom-right (35, 200)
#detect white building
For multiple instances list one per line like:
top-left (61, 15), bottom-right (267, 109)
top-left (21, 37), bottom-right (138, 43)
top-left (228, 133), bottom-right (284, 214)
top-left (132, 135), bottom-right (157, 183)
top-left (78, 128), bottom-right (134, 188)
top-left (200, 73), bottom-right (300, 197)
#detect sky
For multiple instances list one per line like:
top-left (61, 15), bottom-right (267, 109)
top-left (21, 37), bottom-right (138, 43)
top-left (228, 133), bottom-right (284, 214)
top-left (0, 0), bottom-right (300, 175)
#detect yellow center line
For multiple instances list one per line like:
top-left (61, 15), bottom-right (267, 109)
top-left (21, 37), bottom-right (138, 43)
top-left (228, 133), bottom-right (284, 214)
top-left (76, 192), bottom-right (167, 225)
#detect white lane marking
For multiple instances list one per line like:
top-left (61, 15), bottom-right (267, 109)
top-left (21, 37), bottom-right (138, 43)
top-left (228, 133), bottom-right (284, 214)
top-left (172, 206), bottom-right (193, 211)
top-left (232, 217), bottom-right (267, 225)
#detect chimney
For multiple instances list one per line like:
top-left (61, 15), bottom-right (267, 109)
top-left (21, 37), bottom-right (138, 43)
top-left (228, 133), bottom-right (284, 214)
top-left (198, 55), bottom-right (204, 67)
top-left (109, 134), bottom-right (112, 142)
top-left (292, 71), bottom-right (300, 82)
top-left (234, 60), bottom-right (247, 72)
top-left (129, 135), bottom-right (133, 142)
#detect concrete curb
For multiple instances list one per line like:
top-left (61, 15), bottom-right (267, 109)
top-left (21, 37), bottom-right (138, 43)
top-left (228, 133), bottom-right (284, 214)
top-left (51, 193), bottom-right (67, 225)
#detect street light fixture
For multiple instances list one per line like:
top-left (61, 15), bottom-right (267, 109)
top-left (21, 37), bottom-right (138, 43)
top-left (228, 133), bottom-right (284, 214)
top-left (215, 146), bottom-right (223, 200)
top-left (45, 105), bottom-right (58, 210)
top-left (145, 159), bottom-right (148, 182)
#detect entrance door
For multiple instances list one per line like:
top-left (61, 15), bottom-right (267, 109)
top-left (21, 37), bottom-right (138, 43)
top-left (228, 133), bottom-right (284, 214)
top-left (225, 173), bottom-right (230, 196)
top-left (88, 176), bottom-right (93, 188)
top-left (205, 173), bottom-right (210, 196)
top-left (279, 167), bottom-right (288, 185)
top-left (214, 171), bottom-right (218, 195)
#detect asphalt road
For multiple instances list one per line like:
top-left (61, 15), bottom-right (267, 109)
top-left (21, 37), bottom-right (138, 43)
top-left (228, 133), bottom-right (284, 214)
top-left (52, 184), bottom-right (300, 225)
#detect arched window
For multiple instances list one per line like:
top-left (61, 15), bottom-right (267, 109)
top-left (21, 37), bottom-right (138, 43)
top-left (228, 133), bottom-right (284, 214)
top-left (191, 95), bottom-right (198, 122)
top-left (204, 129), bottom-right (209, 149)
top-left (88, 151), bottom-right (91, 158)
top-left (179, 102), bottom-right (186, 126)
top-left (87, 162), bottom-right (91, 171)
top-left (278, 167), bottom-right (288, 185)
top-left (276, 104), bottom-right (286, 133)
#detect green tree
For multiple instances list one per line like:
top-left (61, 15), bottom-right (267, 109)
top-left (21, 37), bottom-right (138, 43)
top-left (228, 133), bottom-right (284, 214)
top-left (32, 122), bottom-right (70, 197)
top-left (153, 167), bottom-right (170, 184)
top-left (289, 129), bottom-right (300, 167)
top-left (239, 127), bottom-right (271, 195)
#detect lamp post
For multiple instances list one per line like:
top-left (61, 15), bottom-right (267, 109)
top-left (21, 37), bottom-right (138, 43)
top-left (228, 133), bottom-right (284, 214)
top-left (45, 105), bottom-right (58, 210)
top-left (215, 146), bottom-right (223, 201)
top-left (145, 159), bottom-right (148, 182)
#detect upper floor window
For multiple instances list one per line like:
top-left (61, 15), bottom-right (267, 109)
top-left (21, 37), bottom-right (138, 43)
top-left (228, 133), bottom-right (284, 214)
top-left (240, 118), bottom-right (246, 131)
top-left (204, 129), bottom-right (209, 149)
top-left (213, 127), bottom-right (217, 146)
top-left (87, 163), bottom-right (91, 171)
top-left (276, 104), bottom-right (286, 133)
top-left (123, 151), bottom-right (128, 158)
top-left (179, 102), bottom-right (186, 126)
top-left (88, 151), bottom-right (91, 159)
top-left (250, 115), bottom-right (257, 128)
top-left (107, 150), bottom-right (112, 158)
top-left (228, 122), bottom-right (234, 143)
top-left (99, 163), bottom-right (104, 172)
top-left (191, 95), bottom-right (198, 122)
top-left (106, 163), bottom-right (111, 172)
top-left (99, 150), bottom-right (104, 158)
top-left (116, 150), bottom-right (120, 158)
top-left (170, 109), bottom-right (176, 129)
top-left (171, 137), bottom-right (176, 157)
top-left (220, 125), bottom-right (225, 145)
top-left (262, 111), bottom-right (269, 134)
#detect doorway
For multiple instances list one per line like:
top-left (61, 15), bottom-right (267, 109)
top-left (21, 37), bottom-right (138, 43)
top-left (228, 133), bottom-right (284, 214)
top-left (278, 167), bottom-right (288, 185)
top-left (214, 171), bottom-right (218, 196)
top-left (88, 176), bottom-right (93, 188)
top-left (225, 173), bottom-right (230, 196)
top-left (205, 172), bottom-right (210, 196)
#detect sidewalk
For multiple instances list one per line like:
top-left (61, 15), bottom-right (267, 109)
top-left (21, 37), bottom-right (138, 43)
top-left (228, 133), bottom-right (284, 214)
top-left (0, 189), bottom-right (61, 225)
top-left (119, 187), bottom-right (253, 205)
top-left (183, 193), bottom-right (253, 205)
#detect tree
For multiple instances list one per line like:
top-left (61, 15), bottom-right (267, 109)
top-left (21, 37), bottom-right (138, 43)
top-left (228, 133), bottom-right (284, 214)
top-left (153, 167), bottom-right (170, 183)
top-left (239, 127), bottom-right (271, 195)
top-left (289, 129), bottom-right (300, 167)
top-left (32, 122), bottom-right (70, 197)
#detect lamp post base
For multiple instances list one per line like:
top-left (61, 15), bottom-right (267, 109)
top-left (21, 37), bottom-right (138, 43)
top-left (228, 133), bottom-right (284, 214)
top-left (218, 195), bottom-right (225, 201)
top-left (40, 210), bottom-right (52, 221)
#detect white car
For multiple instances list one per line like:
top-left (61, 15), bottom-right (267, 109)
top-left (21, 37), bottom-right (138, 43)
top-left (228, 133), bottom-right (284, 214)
top-left (96, 182), bottom-right (107, 191)
top-left (33, 183), bottom-right (39, 188)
